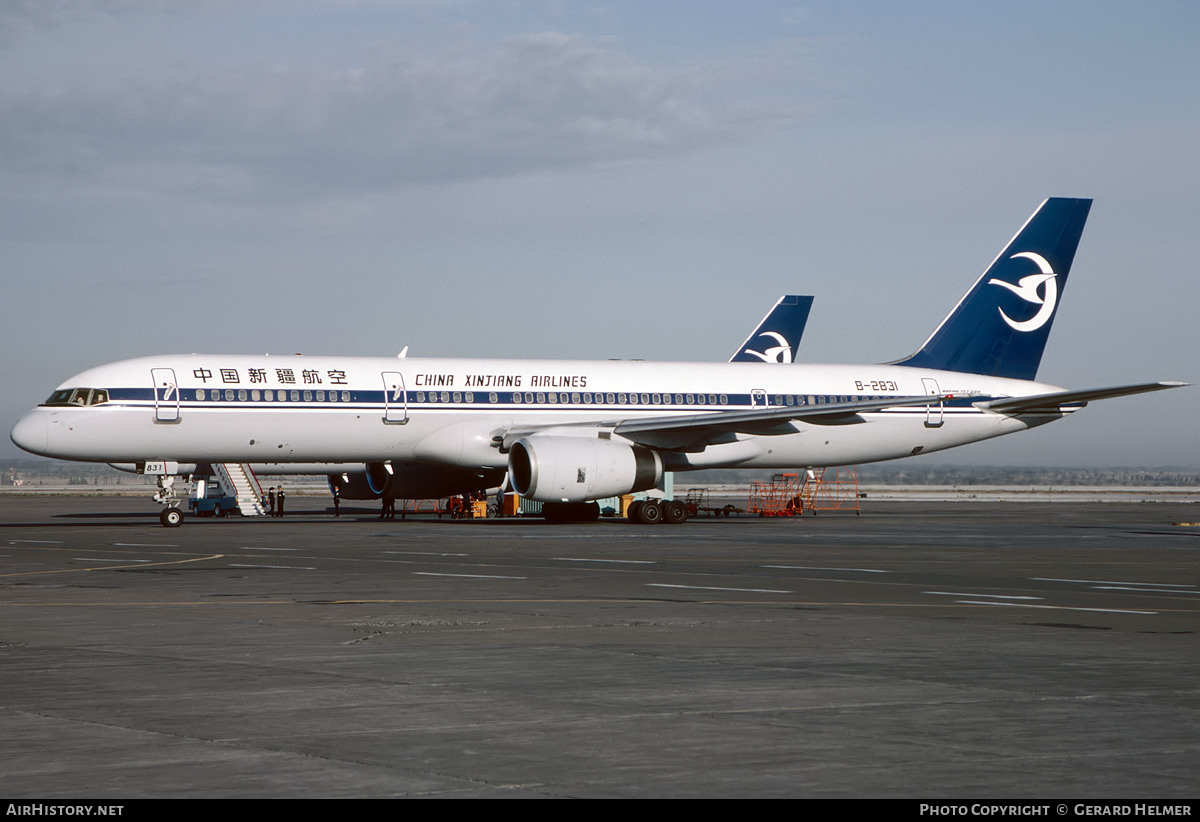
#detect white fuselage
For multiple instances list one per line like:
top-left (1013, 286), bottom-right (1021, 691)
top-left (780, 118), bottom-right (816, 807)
top-left (10, 353), bottom-right (1068, 471)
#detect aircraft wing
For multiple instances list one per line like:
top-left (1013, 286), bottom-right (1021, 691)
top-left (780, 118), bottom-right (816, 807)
top-left (501, 394), bottom-right (952, 451)
top-left (613, 394), bottom-right (950, 434)
top-left (975, 381), bottom-right (1187, 414)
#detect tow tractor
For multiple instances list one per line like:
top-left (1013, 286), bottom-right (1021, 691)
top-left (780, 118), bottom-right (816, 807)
top-left (188, 478), bottom-right (240, 518)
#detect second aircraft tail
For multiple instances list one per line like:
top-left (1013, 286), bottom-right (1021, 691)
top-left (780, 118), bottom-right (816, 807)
top-left (730, 295), bottom-right (814, 363)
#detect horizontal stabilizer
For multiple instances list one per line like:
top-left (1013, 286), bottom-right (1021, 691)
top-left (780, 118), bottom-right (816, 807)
top-left (976, 381), bottom-right (1187, 414)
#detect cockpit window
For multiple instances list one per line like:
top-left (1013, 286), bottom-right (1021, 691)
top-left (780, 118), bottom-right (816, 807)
top-left (42, 388), bottom-right (109, 407)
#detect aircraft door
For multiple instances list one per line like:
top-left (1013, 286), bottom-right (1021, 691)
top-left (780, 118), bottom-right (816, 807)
top-left (751, 389), bottom-right (768, 408)
top-left (382, 371), bottom-right (407, 424)
top-left (151, 368), bottom-right (180, 422)
top-left (921, 378), bottom-right (944, 428)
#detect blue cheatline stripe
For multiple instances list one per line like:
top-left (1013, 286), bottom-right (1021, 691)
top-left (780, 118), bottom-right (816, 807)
top-left (75, 387), bottom-right (1014, 415)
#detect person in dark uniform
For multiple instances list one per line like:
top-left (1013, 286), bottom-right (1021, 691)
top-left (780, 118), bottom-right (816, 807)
top-left (267, 486), bottom-right (276, 516)
top-left (332, 483), bottom-right (340, 517)
top-left (276, 485), bottom-right (286, 517)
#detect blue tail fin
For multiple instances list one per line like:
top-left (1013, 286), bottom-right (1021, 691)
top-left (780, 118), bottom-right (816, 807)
top-left (893, 197), bottom-right (1092, 380)
top-left (730, 295), bottom-right (814, 363)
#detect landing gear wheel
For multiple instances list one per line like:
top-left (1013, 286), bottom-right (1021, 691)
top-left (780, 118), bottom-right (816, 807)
top-left (160, 507), bottom-right (184, 528)
top-left (663, 500), bottom-right (688, 525)
top-left (636, 499), bottom-right (663, 525)
top-left (626, 500), bottom-right (644, 523)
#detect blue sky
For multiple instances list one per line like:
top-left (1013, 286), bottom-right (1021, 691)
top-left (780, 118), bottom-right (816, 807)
top-left (2, 1), bottom-right (1197, 466)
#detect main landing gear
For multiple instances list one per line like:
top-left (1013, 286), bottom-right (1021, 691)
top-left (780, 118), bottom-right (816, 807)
top-left (540, 499), bottom-right (690, 524)
top-left (627, 499), bottom-right (688, 525)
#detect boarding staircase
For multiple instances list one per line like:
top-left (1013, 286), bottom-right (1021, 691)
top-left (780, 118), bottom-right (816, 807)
top-left (214, 463), bottom-right (267, 517)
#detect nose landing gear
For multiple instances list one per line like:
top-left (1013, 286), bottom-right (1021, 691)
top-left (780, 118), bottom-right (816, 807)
top-left (150, 470), bottom-right (185, 527)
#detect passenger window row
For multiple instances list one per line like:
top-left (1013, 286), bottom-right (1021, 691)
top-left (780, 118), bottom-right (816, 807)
top-left (45, 388), bottom-right (892, 409)
top-left (194, 388), bottom-right (353, 403)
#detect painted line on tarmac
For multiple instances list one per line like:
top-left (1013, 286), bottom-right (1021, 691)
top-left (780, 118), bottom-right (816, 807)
top-left (1090, 586), bottom-right (1200, 595)
top-left (77, 557), bottom-right (151, 563)
top-left (925, 591), bottom-right (1042, 600)
top-left (955, 600), bottom-right (1156, 615)
top-left (554, 557), bottom-right (657, 564)
top-left (414, 571), bottom-right (527, 580)
top-left (764, 565), bottom-right (889, 573)
top-left (0, 554), bottom-right (225, 577)
top-left (648, 583), bottom-right (792, 594)
top-left (1032, 577), bottom-right (1195, 588)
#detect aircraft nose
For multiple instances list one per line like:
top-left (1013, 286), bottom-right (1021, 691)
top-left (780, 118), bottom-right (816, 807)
top-left (10, 411), bottom-right (49, 456)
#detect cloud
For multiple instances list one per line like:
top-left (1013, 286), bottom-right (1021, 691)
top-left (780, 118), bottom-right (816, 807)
top-left (0, 0), bottom-right (172, 46)
top-left (0, 31), bottom-right (757, 202)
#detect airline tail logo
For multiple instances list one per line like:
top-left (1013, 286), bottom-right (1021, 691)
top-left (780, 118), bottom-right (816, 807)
top-left (988, 251), bottom-right (1058, 332)
top-left (743, 332), bottom-right (793, 363)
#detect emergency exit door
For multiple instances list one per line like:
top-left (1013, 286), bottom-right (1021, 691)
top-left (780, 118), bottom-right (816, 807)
top-left (151, 368), bottom-right (180, 422)
top-left (382, 372), bottom-right (407, 424)
top-left (921, 378), bottom-right (944, 428)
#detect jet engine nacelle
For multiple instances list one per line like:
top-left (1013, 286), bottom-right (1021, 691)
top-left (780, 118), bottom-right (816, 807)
top-left (508, 436), bottom-right (662, 503)
top-left (328, 464), bottom-right (390, 500)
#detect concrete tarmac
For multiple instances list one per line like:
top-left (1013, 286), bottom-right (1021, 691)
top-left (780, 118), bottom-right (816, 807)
top-left (1, 497), bottom-right (1197, 798)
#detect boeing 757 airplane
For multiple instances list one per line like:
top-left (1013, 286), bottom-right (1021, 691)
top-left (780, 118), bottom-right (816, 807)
top-left (10, 198), bottom-right (1184, 525)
